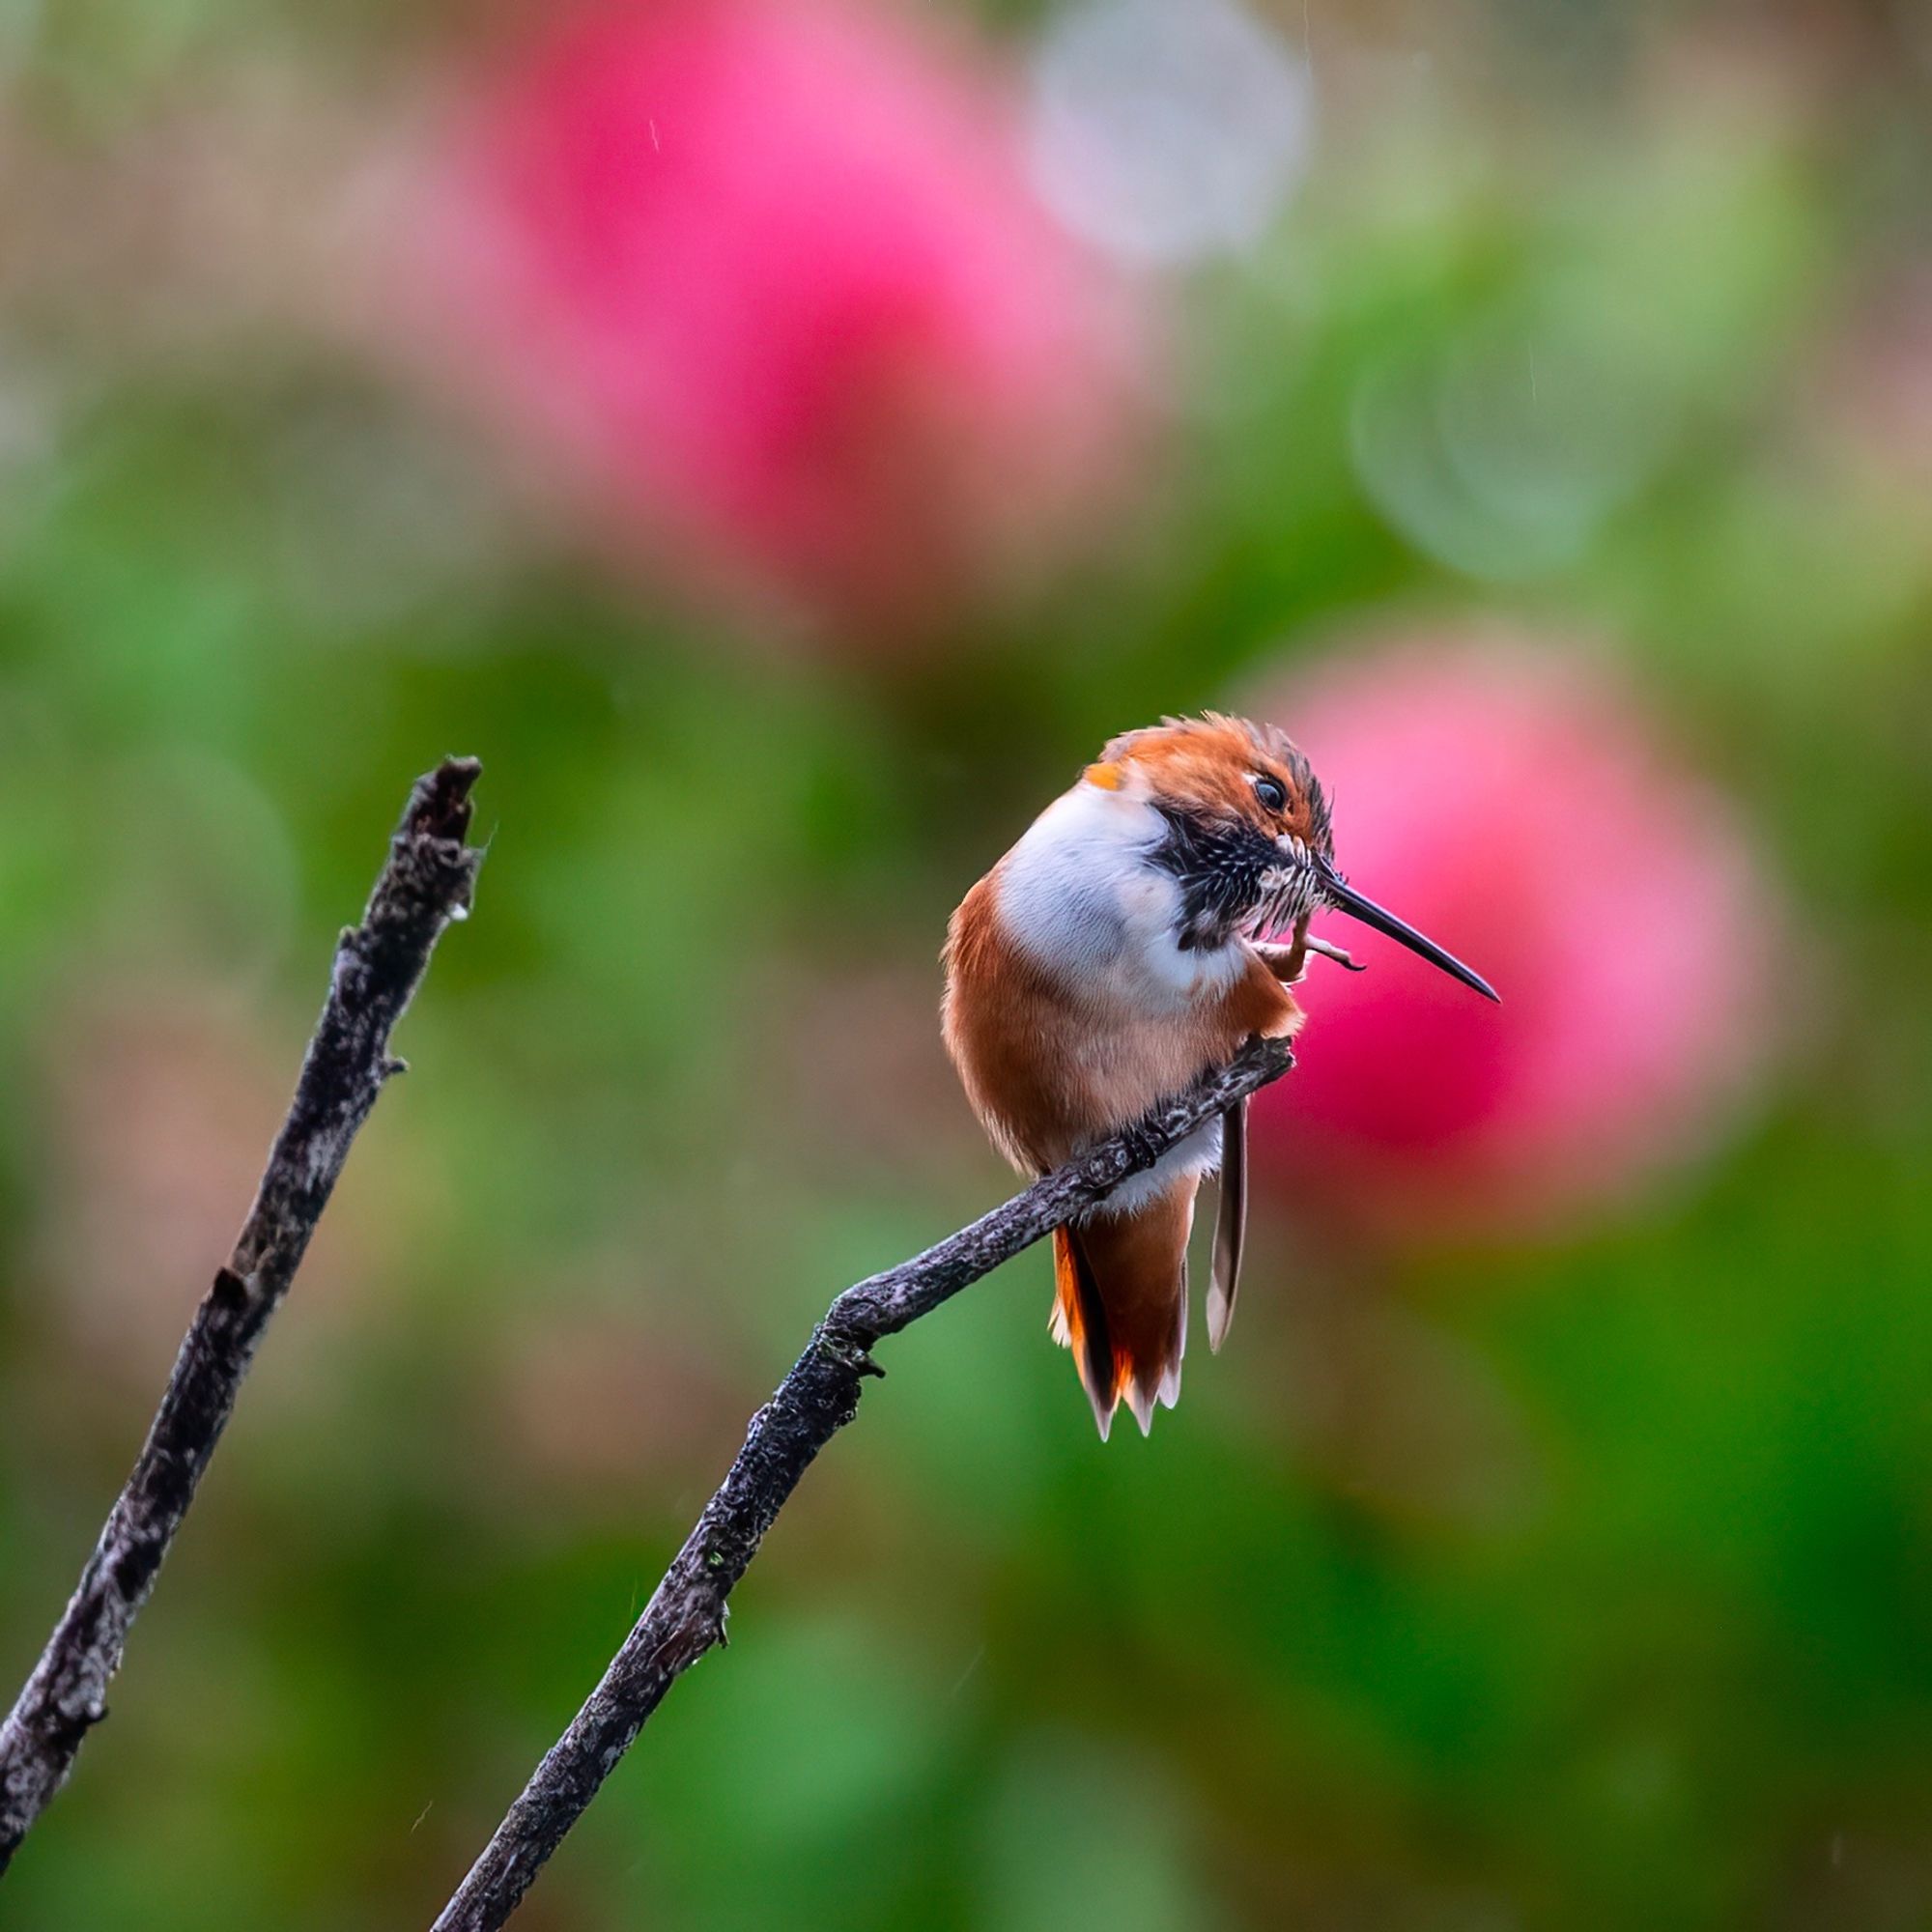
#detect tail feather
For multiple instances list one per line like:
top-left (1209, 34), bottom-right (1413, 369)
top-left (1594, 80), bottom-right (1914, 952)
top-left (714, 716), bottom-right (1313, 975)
top-left (1156, 1256), bottom-right (1187, 1415)
top-left (1051, 1184), bottom-right (1197, 1437)
top-left (1122, 1251), bottom-right (1187, 1436)
top-left (1052, 1226), bottom-right (1118, 1440)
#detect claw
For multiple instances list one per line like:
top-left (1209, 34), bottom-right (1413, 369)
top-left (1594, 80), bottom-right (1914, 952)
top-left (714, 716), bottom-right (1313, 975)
top-left (1304, 933), bottom-right (1367, 972)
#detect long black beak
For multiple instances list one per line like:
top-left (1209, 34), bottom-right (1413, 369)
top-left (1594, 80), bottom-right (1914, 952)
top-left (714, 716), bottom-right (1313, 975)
top-left (1313, 856), bottom-right (1499, 1003)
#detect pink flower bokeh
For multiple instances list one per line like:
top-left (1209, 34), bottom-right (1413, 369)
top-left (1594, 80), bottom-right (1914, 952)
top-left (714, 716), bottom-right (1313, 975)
top-left (1248, 632), bottom-right (1778, 1241)
top-left (405, 0), bottom-right (1144, 636)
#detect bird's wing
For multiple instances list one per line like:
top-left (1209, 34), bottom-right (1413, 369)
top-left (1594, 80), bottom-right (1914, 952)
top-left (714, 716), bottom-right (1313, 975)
top-left (1208, 1095), bottom-right (1247, 1352)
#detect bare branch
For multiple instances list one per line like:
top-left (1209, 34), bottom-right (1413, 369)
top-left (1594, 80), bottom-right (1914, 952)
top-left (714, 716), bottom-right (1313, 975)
top-left (0, 758), bottom-right (484, 1874)
top-left (431, 1032), bottom-right (1295, 1932)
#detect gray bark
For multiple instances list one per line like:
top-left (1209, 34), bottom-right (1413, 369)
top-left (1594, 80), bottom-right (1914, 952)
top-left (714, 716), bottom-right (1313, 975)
top-left (0, 758), bottom-right (483, 1874)
top-left (432, 1032), bottom-right (1295, 1932)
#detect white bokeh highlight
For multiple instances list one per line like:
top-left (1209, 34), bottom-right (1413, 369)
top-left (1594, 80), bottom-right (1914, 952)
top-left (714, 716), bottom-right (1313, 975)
top-left (1027, 0), bottom-right (1314, 268)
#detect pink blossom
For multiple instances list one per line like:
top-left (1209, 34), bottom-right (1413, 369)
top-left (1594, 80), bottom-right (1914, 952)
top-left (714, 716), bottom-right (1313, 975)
top-left (1247, 631), bottom-right (1777, 1241)
top-left (408, 0), bottom-right (1143, 635)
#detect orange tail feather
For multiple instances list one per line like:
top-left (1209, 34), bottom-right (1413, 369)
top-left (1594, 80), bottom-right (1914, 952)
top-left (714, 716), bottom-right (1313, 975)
top-left (1051, 1183), bottom-right (1195, 1438)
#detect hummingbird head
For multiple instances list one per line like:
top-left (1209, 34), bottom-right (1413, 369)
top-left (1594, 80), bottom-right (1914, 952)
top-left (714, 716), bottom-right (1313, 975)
top-left (1091, 712), bottom-right (1498, 1002)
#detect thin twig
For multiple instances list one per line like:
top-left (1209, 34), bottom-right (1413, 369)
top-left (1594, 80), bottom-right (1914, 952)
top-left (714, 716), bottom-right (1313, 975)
top-left (431, 1032), bottom-right (1295, 1931)
top-left (0, 758), bottom-right (484, 1875)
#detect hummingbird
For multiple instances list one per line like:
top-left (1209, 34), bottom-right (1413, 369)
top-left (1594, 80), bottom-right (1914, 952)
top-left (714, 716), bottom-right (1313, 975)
top-left (942, 713), bottom-right (1497, 1438)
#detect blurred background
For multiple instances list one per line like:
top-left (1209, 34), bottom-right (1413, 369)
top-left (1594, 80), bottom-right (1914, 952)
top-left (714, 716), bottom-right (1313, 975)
top-left (1, 0), bottom-right (1929, 1924)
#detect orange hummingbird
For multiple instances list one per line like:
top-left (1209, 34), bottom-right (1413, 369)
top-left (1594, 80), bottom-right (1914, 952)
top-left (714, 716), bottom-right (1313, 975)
top-left (942, 713), bottom-right (1497, 1438)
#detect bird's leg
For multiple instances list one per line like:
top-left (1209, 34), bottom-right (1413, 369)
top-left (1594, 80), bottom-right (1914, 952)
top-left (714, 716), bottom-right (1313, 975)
top-left (1254, 922), bottom-right (1368, 984)
top-left (1253, 941), bottom-right (1305, 983)
top-left (1254, 916), bottom-right (1311, 984)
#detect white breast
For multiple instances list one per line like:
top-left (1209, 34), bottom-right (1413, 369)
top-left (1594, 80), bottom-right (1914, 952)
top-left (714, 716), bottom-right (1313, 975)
top-left (995, 781), bottom-right (1246, 1009)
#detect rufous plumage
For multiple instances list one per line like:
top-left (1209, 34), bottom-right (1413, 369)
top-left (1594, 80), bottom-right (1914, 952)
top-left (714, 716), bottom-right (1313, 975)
top-left (942, 714), bottom-right (1496, 1437)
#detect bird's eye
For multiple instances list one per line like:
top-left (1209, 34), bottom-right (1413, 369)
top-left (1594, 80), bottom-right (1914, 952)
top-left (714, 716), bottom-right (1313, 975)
top-left (1252, 775), bottom-right (1288, 813)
